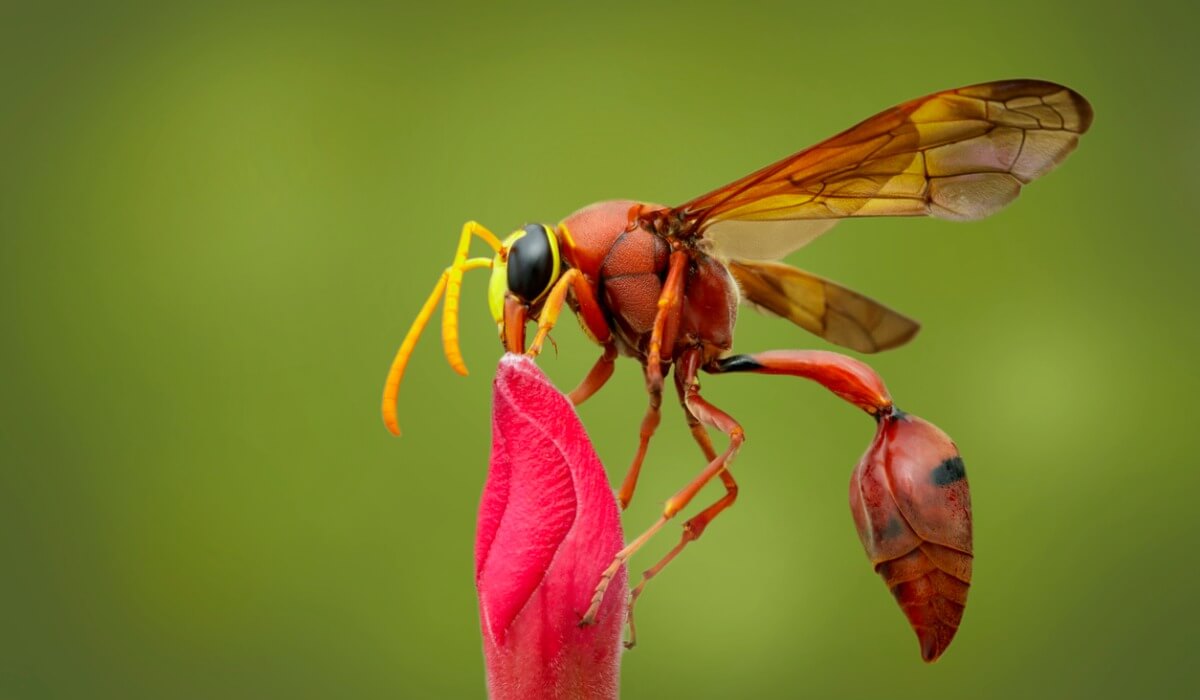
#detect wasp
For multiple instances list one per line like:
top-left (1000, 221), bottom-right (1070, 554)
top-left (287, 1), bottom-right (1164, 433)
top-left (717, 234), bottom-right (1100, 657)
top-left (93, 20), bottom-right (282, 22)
top-left (382, 79), bottom-right (1091, 660)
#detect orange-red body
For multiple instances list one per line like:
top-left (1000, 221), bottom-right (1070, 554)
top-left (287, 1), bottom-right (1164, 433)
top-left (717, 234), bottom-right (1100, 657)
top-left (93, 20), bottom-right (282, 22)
top-left (559, 201), bottom-right (737, 368)
top-left (382, 79), bottom-right (1093, 661)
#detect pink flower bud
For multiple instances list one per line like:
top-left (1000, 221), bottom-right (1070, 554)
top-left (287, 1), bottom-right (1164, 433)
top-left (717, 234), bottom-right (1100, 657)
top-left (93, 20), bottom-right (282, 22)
top-left (476, 355), bottom-right (628, 699)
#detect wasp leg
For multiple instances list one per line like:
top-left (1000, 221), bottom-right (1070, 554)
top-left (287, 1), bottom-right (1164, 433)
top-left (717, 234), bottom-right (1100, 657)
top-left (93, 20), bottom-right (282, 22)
top-left (646, 250), bottom-right (688, 373)
top-left (582, 350), bottom-right (745, 627)
top-left (618, 366), bottom-right (662, 512)
top-left (568, 344), bottom-right (618, 406)
top-left (528, 266), bottom-right (613, 361)
top-left (617, 250), bottom-right (688, 511)
top-left (442, 221), bottom-right (503, 375)
top-left (623, 346), bottom-right (738, 649)
top-left (568, 266), bottom-right (613, 347)
top-left (527, 269), bottom-right (580, 357)
top-left (521, 265), bottom-right (616, 404)
top-left (381, 256), bottom-right (494, 436)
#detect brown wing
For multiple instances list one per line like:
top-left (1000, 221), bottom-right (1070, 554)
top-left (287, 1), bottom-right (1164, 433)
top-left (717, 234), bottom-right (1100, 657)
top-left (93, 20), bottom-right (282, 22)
top-left (728, 259), bottom-right (920, 353)
top-left (644, 80), bottom-right (1092, 237)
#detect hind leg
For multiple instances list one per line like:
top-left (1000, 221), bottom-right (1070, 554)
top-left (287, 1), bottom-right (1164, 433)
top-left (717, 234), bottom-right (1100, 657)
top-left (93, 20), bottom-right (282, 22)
top-left (623, 346), bottom-right (739, 648)
top-left (581, 347), bottom-right (745, 627)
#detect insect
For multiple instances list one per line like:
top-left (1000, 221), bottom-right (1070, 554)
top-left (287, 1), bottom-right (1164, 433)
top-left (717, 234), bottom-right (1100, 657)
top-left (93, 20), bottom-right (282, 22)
top-left (382, 79), bottom-right (1092, 660)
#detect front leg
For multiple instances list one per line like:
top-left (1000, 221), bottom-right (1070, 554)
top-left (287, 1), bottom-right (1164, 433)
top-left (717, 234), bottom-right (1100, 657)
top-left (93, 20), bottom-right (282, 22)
top-left (517, 269), bottom-right (625, 426)
top-left (526, 263), bottom-right (613, 358)
top-left (568, 344), bottom-right (617, 406)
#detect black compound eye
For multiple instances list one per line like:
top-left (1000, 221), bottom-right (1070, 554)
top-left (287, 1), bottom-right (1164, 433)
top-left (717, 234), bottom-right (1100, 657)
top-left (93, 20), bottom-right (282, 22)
top-left (507, 224), bottom-right (555, 301)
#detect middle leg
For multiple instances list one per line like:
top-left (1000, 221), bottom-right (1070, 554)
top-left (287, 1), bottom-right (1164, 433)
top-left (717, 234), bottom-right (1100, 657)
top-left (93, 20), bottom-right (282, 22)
top-left (624, 346), bottom-right (740, 647)
top-left (614, 249), bottom-right (690, 511)
top-left (582, 349), bottom-right (745, 626)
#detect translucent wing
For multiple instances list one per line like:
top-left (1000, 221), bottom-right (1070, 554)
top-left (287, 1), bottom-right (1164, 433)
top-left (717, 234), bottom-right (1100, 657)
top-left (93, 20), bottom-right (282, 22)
top-left (701, 218), bottom-right (839, 261)
top-left (645, 79), bottom-right (1092, 239)
top-left (728, 259), bottom-right (919, 353)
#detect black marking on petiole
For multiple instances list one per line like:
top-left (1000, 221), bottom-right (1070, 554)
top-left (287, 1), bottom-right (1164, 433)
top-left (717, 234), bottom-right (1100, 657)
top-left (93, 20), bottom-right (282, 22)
top-left (930, 456), bottom-right (967, 486)
top-left (713, 355), bottom-right (764, 373)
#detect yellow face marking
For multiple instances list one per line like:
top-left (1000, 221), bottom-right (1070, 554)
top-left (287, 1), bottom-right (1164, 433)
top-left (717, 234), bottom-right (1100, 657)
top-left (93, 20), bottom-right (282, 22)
top-left (539, 224), bottom-right (563, 303)
top-left (557, 222), bottom-right (576, 254)
top-left (488, 230), bottom-right (524, 326)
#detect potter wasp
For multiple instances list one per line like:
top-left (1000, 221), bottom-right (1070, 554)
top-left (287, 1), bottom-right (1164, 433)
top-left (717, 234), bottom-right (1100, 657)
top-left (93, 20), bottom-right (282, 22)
top-left (382, 79), bottom-right (1092, 660)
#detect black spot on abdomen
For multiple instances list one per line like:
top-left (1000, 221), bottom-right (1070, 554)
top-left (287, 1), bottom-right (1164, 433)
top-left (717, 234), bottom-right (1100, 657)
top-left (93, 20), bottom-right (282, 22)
top-left (930, 456), bottom-right (966, 486)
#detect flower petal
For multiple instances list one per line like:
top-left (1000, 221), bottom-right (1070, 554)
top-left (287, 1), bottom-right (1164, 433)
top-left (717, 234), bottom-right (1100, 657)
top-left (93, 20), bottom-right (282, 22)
top-left (476, 354), bottom-right (627, 699)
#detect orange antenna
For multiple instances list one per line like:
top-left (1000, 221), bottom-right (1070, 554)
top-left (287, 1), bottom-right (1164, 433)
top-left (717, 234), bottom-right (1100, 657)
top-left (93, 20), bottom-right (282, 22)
top-left (381, 222), bottom-right (501, 435)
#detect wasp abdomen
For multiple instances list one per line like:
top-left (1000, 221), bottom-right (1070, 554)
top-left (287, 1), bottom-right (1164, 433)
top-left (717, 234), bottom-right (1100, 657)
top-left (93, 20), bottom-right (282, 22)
top-left (850, 412), bottom-right (973, 662)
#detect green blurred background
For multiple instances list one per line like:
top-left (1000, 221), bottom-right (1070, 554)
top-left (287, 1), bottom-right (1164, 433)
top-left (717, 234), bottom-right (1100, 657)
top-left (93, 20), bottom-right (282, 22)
top-left (3, 1), bottom-right (1197, 697)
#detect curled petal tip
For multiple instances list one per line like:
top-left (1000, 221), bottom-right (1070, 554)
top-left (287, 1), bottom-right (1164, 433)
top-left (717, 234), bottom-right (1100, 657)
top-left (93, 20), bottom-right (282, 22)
top-left (497, 352), bottom-right (529, 369)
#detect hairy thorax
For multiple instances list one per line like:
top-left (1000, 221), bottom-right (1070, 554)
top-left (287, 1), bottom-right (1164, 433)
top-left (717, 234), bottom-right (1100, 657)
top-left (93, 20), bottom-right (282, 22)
top-left (559, 200), bottom-right (737, 367)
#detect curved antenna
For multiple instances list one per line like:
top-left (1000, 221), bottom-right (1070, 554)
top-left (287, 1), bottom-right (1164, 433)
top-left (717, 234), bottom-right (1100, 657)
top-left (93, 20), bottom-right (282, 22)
top-left (382, 221), bottom-right (502, 436)
top-left (381, 257), bottom-right (493, 435)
